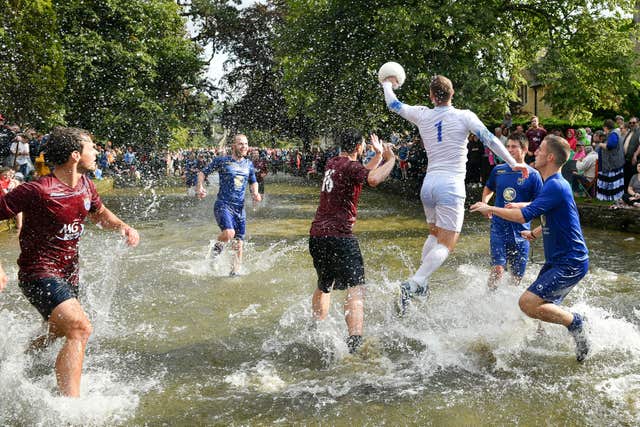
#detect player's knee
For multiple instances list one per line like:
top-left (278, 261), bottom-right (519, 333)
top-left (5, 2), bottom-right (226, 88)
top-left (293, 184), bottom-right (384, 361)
top-left (518, 294), bottom-right (537, 317)
top-left (66, 318), bottom-right (93, 342)
top-left (221, 229), bottom-right (235, 241)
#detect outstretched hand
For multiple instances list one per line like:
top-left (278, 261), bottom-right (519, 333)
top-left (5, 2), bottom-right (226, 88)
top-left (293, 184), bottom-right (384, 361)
top-left (469, 201), bottom-right (491, 216)
top-left (369, 133), bottom-right (383, 154)
top-left (121, 225), bottom-right (140, 247)
top-left (512, 162), bottom-right (530, 179)
top-left (383, 76), bottom-right (399, 89)
top-left (197, 186), bottom-right (207, 199)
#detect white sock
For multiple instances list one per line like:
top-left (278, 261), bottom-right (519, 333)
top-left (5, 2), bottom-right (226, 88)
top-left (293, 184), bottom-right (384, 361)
top-left (411, 243), bottom-right (450, 287)
top-left (421, 235), bottom-right (438, 260)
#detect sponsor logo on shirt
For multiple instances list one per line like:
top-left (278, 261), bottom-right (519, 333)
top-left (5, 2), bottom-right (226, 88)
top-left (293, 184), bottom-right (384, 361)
top-left (57, 221), bottom-right (84, 241)
top-left (503, 187), bottom-right (516, 202)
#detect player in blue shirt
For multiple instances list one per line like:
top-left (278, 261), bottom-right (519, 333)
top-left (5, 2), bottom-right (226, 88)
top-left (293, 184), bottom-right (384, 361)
top-left (481, 132), bottom-right (543, 289)
top-left (471, 135), bottom-right (590, 362)
top-left (196, 134), bottom-right (261, 275)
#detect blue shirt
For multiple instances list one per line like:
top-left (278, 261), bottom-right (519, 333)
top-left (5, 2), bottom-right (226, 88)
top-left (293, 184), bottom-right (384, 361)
top-left (201, 156), bottom-right (257, 206)
top-left (521, 173), bottom-right (589, 265)
top-left (486, 164), bottom-right (543, 233)
top-left (184, 158), bottom-right (199, 187)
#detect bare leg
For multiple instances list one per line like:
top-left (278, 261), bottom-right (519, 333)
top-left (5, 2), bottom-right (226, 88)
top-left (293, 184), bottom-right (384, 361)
top-left (344, 285), bottom-right (365, 336)
top-left (487, 265), bottom-right (504, 290)
top-left (518, 291), bottom-right (573, 326)
top-left (231, 238), bottom-right (242, 275)
top-left (312, 288), bottom-right (331, 320)
top-left (48, 298), bottom-right (93, 397)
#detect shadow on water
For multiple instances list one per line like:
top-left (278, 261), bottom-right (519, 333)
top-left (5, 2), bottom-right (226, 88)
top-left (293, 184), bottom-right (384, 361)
top-left (1, 177), bottom-right (640, 425)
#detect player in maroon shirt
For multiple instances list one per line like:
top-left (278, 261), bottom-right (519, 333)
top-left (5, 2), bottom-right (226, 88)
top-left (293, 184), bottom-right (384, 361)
top-left (0, 127), bottom-right (140, 397)
top-left (309, 129), bottom-right (395, 354)
top-left (525, 116), bottom-right (547, 164)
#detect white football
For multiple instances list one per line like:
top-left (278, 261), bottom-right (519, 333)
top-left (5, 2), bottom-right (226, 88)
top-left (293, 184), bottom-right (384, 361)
top-left (377, 61), bottom-right (406, 89)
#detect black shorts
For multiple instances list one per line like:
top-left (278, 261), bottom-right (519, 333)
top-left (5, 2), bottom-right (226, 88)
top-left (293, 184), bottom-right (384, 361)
top-left (19, 277), bottom-right (79, 320)
top-left (309, 236), bottom-right (365, 293)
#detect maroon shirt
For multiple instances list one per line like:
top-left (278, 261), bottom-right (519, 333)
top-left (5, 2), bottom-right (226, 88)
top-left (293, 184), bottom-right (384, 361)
top-left (310, 156), bottom-right (370, 237)
top-left (526, 127), bottom-right (547, 153)
top-left (0, 174), bottom-right (103, 286)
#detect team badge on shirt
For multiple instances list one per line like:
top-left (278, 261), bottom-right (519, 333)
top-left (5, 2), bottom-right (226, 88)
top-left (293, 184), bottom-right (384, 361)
top-left (84, 198), bottom-right (91, 211)
top-left (503, 187), bottom-right (516, 202)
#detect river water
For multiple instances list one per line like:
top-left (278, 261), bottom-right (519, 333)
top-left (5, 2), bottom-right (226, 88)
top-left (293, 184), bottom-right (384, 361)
top-left (1, 175), bottom-right (639, 426)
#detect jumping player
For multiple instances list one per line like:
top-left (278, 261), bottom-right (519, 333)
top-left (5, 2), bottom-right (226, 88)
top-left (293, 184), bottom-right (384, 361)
top-left (481, 132), bottom-right (543, 289)
top-left (0, 127), bottom-right (140, 397)
top-left (381, 75), bottom-right (530, 315)
top-left (309, 130), bottom-right (395, 354)
top-left (196, 134), bottom-right (261, 275)
top-left (470, 135), bottom-right (590, 362)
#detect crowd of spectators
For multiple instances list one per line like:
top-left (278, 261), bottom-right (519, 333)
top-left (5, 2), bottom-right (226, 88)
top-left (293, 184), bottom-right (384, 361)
top-left (1, 111), bottom-right (638, 211)
top-left (462, 114), bottom-right (640, 210)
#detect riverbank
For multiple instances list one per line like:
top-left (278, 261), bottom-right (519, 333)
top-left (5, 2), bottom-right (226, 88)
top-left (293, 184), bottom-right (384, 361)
top-left (379, 178), bottom-right (640, 234)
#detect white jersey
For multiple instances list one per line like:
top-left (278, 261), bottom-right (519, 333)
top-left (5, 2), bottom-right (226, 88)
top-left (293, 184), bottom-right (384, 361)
top-left (382, 82), bottom-right (516, 179)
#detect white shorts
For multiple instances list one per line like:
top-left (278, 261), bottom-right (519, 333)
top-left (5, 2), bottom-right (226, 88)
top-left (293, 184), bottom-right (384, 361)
top-left (419, 173), bottom-right (466, 232)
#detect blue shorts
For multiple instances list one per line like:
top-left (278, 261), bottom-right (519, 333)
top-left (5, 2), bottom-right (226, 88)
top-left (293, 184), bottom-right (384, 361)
top-left (527, 260), bottom-right (589, 304)
top-left (19, 277), bottom-right (79, 320)
top-left (490, 225), bottom-right (530, 277)
top-left (214, 200), bottom-right (246, 240)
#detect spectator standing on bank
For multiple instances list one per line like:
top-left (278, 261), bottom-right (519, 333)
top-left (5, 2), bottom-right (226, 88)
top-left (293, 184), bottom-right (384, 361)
top-left (596, 119), bottom-right (625, 201)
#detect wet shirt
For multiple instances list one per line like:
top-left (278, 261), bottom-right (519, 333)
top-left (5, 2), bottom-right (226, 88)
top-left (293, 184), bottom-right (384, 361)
top-left (201, 156), bottom-right (257, 206)
top-left (521, 173), bottom-right (589, 265)
top-left (383, 82), bottom-right (516, 180)
top-left (486, 164), bottom-right (543, 234)
top-left (310, 156), bottom-right (370, 237)
top-left (0, 174), bottom-right (103, 286)
top-left (526, 127), bottom-right (547, 153)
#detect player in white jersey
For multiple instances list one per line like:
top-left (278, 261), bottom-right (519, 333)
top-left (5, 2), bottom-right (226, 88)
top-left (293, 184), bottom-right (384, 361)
top-left (381, 75), bottom-right (530, 316)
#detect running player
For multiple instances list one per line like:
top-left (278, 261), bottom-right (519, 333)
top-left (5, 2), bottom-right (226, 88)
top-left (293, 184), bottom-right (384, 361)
top-left (470, 135), bottom-right (590, 362)
top-left (310, 130), bottom-right (395, 354)
top-left (381, 75), bottom-right (530, 315)
top-left (481, 132), bottom-right (543, 289)
top-left (0, 127), bottom-right (140, 397)
top-left (196, 134), bottom-right (261, 275)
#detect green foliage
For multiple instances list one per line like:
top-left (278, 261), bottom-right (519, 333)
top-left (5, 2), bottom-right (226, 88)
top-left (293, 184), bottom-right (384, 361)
top-left (0, 0), bottom-right (65, 128)
top-left (55, 0), bottom-right (207, 148)
top-left (275, 0), bottom-right (640, 132)
top-left (0, 0), bottom-right (210, 148)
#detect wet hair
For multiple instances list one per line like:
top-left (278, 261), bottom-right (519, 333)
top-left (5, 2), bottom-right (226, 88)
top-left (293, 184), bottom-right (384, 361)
top-left (543, 135), bottom-right (570, 166)
top-left (339, 128), bottom-right (364, 153)
top-left (43, 127), bottom-right (90, 166)
top-left (603, 119), bottom-right (615, 131)
top-left (507, 131), bottom-right (528, 150)
top-left (429, 75), bottom-right (453, 104)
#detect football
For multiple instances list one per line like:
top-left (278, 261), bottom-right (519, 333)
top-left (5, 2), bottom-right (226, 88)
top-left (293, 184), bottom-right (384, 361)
top-left (377, 62), bottom-right (406, 89)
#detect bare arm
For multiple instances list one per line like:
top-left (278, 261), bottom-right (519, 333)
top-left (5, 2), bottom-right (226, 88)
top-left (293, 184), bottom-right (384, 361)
top-left (249, 182), bottom-right (261, 202)
top-left (469, 202), bottom-right (526, 224)
top-left (365, 134), bottom-right (384, 171)
top-left (521, 225), bottom-right (542, 241)
top-left (196, 171), bottom-right (207, 199)
top-left (481, 186), bottom-right (494, 204)
top-left (89, 205), bottom-right (140, 247)
top-left (367, 144), bottom-right (396, 187)
top-left (0, 261), bottom-right (7, 292)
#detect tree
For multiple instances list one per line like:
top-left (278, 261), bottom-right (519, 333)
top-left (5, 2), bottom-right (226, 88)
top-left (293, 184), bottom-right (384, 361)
top-left (276, 0), bottom-right (640, 129)
top-left (55, 0), bottom-right (207, 148)
top-left (0, 0), bottom-right (65, 128)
